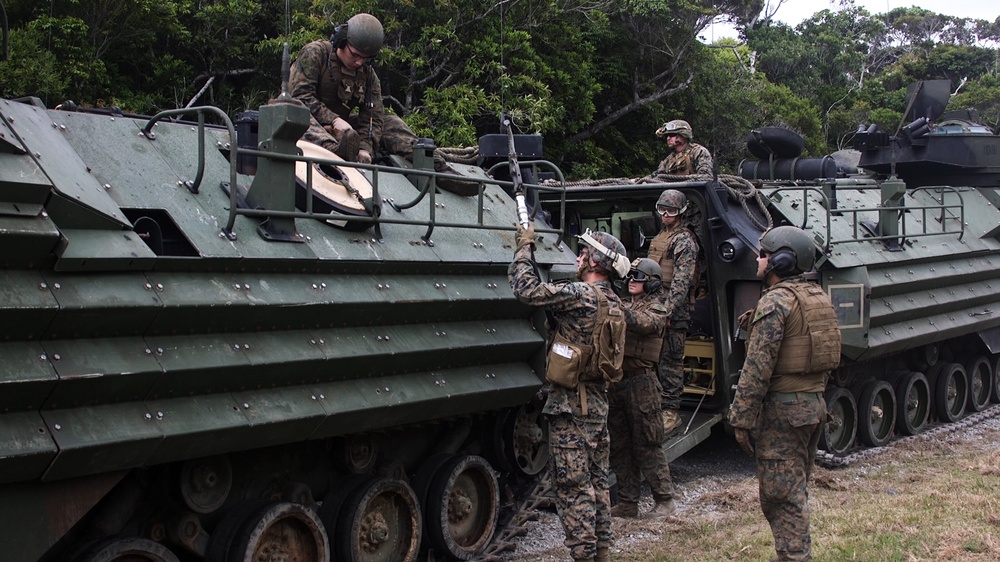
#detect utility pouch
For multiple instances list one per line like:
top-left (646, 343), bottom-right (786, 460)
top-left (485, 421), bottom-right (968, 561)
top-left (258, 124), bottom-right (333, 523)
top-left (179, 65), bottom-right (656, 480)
top-left (545, 334), bottom-right (586, 389)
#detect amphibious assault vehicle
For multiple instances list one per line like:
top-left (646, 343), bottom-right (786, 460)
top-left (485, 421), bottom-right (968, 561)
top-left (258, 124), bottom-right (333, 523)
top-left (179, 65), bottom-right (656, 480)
top-left (0, 67), bottom-right (583, 561)
top-left (541, 79), bottom-right (1000, 464)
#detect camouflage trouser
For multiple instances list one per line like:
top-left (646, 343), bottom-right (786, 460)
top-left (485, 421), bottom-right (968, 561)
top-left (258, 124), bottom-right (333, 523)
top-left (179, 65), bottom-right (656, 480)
top-left (657, 328), bottom-right (687, 410)
top-left (301, 113), bottom-right (448, 168)
top-left (752, 393), bottom-right (825, 562)
top-left (608, 371), bottom-right (674, 505)
top-left (548, 413), bottom-right (612, 561)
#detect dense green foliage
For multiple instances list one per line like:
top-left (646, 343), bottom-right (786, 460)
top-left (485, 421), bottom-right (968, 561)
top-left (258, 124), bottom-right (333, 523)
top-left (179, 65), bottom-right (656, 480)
top-left (1, 0), bottom-right (997, 178)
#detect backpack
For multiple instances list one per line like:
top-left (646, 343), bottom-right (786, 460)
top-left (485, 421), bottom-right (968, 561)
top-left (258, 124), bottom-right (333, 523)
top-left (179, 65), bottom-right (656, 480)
top-left (545, 286), bottom-right (625, 389)
top-left (587, 288), bottom-right (626, 385)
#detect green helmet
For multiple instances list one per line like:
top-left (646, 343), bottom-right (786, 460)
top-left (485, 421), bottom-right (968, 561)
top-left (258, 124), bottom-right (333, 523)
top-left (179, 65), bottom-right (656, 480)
top-left (655, 189), bottom-right (688, 216)
top-left (578, 229), bottom-right (630, 279)
top-left (759, 226), bottom-right (816, 275)
top-left (345, 13), bottom-right (384, 56)
top-left (655, 119), bottom-right (693, 140)
top-left (630, 258), bottom-right (662, 280)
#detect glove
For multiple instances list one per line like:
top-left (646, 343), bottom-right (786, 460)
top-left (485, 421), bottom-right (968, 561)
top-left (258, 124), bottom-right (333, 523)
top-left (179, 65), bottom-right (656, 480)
top-left (357, 149), bottom-right (372, 164)
top-left (516, 222), bottom-right (535, 251)
top-left (734, 427), bottom-right (754, 456)
top-left (331, 117), bottom-right (353, 135)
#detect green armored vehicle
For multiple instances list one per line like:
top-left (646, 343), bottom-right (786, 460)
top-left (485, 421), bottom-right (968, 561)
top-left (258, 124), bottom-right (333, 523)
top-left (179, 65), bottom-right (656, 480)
top-left (0, 61), bottom-right (574, 560)
top-left (540, 79), bottom-right (1000, 462)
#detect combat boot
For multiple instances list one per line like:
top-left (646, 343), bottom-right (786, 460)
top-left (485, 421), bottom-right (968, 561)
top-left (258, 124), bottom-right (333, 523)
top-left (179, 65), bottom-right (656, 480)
top-left (610, 501), bottom-right (638, 518)
top-left (644, 499), bottom-right (676, 519)
top-left (334, 128), bottom-right (361, 161)
top-left (662, 409), bottom-right (681, 435)
top-left (596, 545), bottom-right (611, 562)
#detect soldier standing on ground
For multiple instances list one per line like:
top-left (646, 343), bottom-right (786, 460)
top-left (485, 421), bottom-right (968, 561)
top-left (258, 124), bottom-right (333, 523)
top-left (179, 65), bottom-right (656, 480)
top-left (654, 119), bottom-right (714, 176)
top-left (609, 258), bottom-right (676, 520)
top-left (288, 13), bottom-right (470, 193)
top-left (728, 226), bottom-right (842, 562)
top-left (647, 189), bottom-right (700, 434)
top-left (509, 225), bottom-right (629, 562)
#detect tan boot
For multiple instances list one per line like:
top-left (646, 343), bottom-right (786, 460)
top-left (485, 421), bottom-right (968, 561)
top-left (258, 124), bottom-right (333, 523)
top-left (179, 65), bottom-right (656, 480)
top-left (644, 499), bottom-right (676, 519)
top-left (662, 409), bottom-right (682, 434)
top-left (595, 545), bottom-right (611, 562)
top-left (610, 501), bottom-right (638, 518)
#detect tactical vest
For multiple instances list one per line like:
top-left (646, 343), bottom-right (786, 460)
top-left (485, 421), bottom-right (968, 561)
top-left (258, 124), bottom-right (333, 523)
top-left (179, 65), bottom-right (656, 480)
top-left (315, 42), bottom-right (371, 118)
top-left (624, 297), bottom-right (665, 363)
top-left (763, 280), bottom-right (841, 376)
top-left (647, 228), bottom-right (697, 316)
top-left (664, 151), bottom-right (694, 175)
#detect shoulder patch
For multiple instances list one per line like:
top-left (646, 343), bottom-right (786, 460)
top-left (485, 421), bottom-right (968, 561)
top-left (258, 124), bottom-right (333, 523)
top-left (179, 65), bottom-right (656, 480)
top-left (751, 299), bottom-right (781, 323)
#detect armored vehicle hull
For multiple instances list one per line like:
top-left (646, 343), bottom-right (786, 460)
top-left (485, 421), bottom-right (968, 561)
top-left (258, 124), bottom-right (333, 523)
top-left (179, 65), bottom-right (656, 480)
top-left (0, 97), bottom-right (566, 561)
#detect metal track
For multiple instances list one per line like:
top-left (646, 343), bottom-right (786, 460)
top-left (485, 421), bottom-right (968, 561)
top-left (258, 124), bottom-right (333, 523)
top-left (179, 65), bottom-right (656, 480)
top-left (816, 403), bottom-right (1000, 468)
top-left (473, 466), bottom-right (553, 562)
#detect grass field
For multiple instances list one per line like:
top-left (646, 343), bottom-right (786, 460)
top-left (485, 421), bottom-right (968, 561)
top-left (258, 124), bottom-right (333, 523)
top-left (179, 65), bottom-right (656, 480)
top-left (508, 411), bottom-right (1000, 561)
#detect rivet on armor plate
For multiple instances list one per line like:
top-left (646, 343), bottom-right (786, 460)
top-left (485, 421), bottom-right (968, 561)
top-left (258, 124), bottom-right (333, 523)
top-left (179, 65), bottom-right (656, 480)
top-left (145, 413), bottom-right (152, 420)
top-left (54, 424), bottom-right (61, 430)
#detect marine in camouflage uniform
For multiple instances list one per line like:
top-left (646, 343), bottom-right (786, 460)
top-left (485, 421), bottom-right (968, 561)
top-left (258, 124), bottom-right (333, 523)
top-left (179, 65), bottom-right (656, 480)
top-left (288, 14), bottom-right (452, 171)
top-left (508, 227), bottom-right (627, 562)
top-left (608, 258), bottom-right (675, 519)
top-left (654, 119), bottom-right (714, 176)
top-left (728, 226), bottom-right (841, 562)
top-left (647, 189), bottom-right (700, 430)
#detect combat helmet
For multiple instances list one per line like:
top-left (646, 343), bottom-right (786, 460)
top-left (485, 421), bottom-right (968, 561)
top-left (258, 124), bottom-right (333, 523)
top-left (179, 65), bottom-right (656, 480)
top-left (342, 13), bottom-right (384, 56)
top-left (656, 189), bottom-right (688, 217)
top-left (630, 257), bottom-right (662, 280)
top-left (759, 226), bottom-right (816, 275)
top-left (578, 229), bottom-right (630, 279)
top-left (655, 119), bottom-right (693, 140)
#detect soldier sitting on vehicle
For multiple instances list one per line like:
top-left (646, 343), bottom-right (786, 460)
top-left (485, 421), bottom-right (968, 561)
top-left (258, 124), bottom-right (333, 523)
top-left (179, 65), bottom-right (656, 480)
top-left (288, 13), bottom-right (473, 195)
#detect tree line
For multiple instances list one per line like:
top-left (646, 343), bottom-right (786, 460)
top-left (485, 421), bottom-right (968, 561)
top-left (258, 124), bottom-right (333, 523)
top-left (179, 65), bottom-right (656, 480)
top-left (1, 0), bottom-right (998, 179)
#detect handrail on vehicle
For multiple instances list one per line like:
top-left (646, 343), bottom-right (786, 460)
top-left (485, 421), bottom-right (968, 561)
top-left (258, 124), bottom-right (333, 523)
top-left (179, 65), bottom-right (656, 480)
top-left (140, 106), bottom-right (571, 244)
top-left (766, 184), bottom-right (966, 253)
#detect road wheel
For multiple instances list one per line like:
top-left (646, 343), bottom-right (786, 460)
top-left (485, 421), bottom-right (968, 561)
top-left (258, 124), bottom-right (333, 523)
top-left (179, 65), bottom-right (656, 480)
top-left (424, 455), bottom-right (499, 560)
top-left (963, 355), bottom-right (993, 413)
top-left (894, 372), bottom-right (930, 436)
top-left (856, 380), bottom-right (896, 447)
top-left (336, 476), bottom-right (421, 562)
top-left (932, 362), bottom-right (968, 423)
top-left (820, 386), bottom-right (857, 455)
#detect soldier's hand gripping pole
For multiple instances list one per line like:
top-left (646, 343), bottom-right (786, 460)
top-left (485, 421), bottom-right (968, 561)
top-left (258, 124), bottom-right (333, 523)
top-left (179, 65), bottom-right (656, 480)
top-left (504, 114), bottom-right (531, 229)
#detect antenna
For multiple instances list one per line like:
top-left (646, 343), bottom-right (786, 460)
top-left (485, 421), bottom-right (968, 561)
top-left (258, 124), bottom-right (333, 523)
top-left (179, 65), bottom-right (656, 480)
top-left (277, 0), bottom-right (292, 100)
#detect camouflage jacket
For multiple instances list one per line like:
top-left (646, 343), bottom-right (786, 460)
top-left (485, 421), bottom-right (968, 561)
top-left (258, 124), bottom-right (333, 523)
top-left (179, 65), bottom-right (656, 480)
top-left (508, 245), bottom-right (617, 419)
top-left (289, 39), bottom-right (384, 155)
top-left (727, 275), bottom-right (829, 430)
top-left (647, 226), bottom-right (699, 325)
top-left (622, 291), bottom-right (667, 370)
top-left (656, 142), bottom-right (714, 176)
